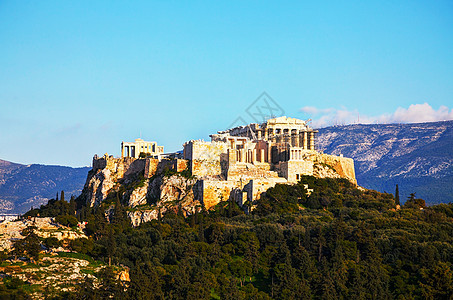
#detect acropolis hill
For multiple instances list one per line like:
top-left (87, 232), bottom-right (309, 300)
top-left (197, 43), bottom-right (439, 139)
top-left (80, 116), bottom-right (356, 225)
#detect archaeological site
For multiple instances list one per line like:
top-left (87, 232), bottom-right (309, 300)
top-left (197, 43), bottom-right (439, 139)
top-left (80, 116), bottom-right (356, 225)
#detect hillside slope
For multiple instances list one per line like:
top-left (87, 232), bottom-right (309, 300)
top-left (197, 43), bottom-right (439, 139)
top-left (0, 159), bottom-right (90, 214)
top-left (317, 120), bottom-right (453, 204)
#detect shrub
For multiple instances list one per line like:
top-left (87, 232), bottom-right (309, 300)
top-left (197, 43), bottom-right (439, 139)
top-left (43, 237), bottom-right (61, 249)
top-left (69, 238), bottom-right (94, 254)
top-left (55, 215), bottom-right (78, 227)
top-left (139, 152), bottom-right (151, 158)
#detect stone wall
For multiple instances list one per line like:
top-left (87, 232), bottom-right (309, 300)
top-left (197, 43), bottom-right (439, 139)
top-left (273, 151), bottom-right (356, 184)
top-left (144, 158), bottom-right (189, 178)
top-left (175, 159), bottom-right (189, 172)
top-left (124, 159), bottom-right (146, 177)
top-left (227, 162), bottom-right (280, 181)
top-left (184, 140), bottom-right (229, 160)
top-left (276, 160), bottom-right (314, 182)
top-left (200, 180), bottom-right (242, 209)
top-left (243, 177), bottom-right (288, 205)
top-left (184, 141), bottom-right (229, 178)
top-left (144, 158), bottom-right (159, 178)
top-left (92, 154), bottom-right (136, 179)
top-left (199, 177), bottom-right (288, 210)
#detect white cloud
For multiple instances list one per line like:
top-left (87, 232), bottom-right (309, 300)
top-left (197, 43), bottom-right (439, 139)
top-left (300, 106), bottom-right (333, 115)
top-left (300, 103), bottom-right (453, 128)
top-left (391, 103), bottom-right (453, 123)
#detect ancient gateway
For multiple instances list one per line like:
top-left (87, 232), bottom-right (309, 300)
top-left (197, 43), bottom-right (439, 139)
top-left (89, 116), bottom-right (356, 213)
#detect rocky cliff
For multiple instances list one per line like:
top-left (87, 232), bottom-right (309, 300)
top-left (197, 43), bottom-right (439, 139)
top-left (78, 154), bottom-right (201, 226)
top-left (79, 151), bottom-right (358, 226)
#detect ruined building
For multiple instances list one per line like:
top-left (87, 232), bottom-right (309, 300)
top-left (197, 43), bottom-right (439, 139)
top-left (182, 116), bottom-right (355, 209)
top-left (83, 116), bottom-right (356, 225)
top-left (121, 138), bottom-right (164, 159)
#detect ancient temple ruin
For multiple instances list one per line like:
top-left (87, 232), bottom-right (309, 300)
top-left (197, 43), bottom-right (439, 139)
top-left (121, 138), bottom-right (164, 159)
top-left (181, 116), bottom-right (355, 209)
top-left (209, 116), bottom-right (317, 164)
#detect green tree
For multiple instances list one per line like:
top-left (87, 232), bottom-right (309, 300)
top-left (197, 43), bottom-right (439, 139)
top-left (419, 262), bottom-right (453, 299)
top-left (229, 259), bottom-right (252, 287)
top-left (128, 263), bottom-right (164, 299)
top-left (404, 193), bottom-right (426, 209)
top-left (55, 214), bottom-right (78, 227)
top-left (12, 225), bottom-right (41, 262)
top-left (105, 227), bottom-right (116, 266)
top-left (395, 184), bottom-right (400, 206)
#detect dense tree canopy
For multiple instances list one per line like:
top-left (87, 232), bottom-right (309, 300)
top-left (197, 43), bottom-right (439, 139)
top-left (13, 176), bottom-right (453, 299)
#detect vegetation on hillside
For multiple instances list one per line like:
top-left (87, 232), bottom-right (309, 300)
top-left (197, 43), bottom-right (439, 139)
top-left (4, 176), bottom-right (453, 299)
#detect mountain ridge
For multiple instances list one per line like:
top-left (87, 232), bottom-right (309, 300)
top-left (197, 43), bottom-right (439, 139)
top-left (0, 159), bottom-right (90, 214)
top-left (317, 120), bottom-right (453, 204)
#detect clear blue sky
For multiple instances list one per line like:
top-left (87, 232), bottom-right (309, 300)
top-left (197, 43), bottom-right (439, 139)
top-left (1, 1), bottom-right (452, 166)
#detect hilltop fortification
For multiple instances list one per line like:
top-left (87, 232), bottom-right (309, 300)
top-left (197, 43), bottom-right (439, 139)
top-left (79, 116), bottom-right (355, 225)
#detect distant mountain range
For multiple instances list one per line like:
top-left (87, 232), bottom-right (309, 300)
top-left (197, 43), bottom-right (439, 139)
top-left (0, 159), bottom-right (90, 214)
top-left (317, 120), bottom-right (453, 205)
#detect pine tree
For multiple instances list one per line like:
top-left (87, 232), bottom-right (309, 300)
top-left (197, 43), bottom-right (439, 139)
top-left (395, 184), bottom-right (400, 206)
top-left (69, 195), bottom-right (76, 214)
top-left (113, 194), bottom-right (127, 226)
top-left (106, 227), bottom-right (116, 266)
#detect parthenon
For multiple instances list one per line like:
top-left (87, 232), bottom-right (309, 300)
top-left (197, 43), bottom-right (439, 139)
top-left (209, 116), bottom-right (317, 164)
top-left (180, 116), bottom-right (355, 209)
top-left (214, 116), bottom-right (316, 148)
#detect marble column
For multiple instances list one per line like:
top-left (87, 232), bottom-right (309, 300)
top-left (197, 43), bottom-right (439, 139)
top-left (303, 132), bottom-right (308, 149)
top-left (309, 132), bottom-right (315, 150)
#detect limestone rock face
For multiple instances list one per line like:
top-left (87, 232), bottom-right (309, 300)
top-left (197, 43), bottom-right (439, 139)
top-left (313, 163), bottom-right (342, 180)
top-left (126, 175), bottom-right (202, 227)
top-left (85, 169), bottom-right (115, 207)
top-left (316, 153), bottom-right (356, 184)
top-left (0, 217), bottom-right (87, 251)
top-left (126, 181), bottom-right (149, 207)
top-left (127, 210), bottom-right (159, 227)
top-left (40, 230), bottom-right (86, 240)
top-left (81, 154), bottom-right (204, 226)
top-left (160, 175), bottom-right (197, 203)
top-left (160, 175), bottom-right (201, 215)
top-left (116, 269), bottom-right (130, 282)
top-left (81, 155), bottom-right (146, 207)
